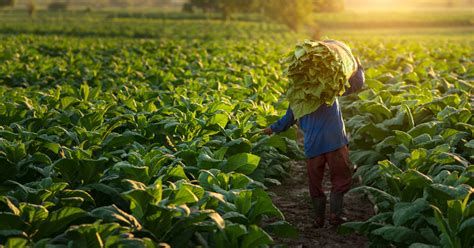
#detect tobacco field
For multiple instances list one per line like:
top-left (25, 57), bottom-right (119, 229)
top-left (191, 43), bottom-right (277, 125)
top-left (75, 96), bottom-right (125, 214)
top-left (0, 15), bottom-right (473, 247)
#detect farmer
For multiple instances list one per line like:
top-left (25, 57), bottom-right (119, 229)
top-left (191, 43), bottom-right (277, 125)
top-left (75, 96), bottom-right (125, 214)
top-left (263, 58), bottom-right (365, 228)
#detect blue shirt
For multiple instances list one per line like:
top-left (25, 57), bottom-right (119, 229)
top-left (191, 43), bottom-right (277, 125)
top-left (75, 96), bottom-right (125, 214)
top-left (270, 66), bottom-right (365, 158)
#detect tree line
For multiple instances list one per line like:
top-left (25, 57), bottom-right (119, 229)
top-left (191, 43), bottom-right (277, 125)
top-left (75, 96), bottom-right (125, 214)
top-left (184, 0), bottom-right (344, 30)
top-left (0, 0), bottom-right (343, 31)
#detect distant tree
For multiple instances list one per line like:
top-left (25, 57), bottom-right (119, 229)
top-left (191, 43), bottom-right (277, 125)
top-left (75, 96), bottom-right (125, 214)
top-left (26, 0), bottom-right (36, 17)
top-left (187, 0), bottom-right (315, 29)
top-left (189, 0), bottom-right (256, 19)
top-left (0, 0), bottom-right (15, 8)
top-left (261, 0), bottom-right (314, 31)
top-left (110, 0), bottom-right (131, 8)
top-left (189, 0), bottom-right (216, 13)
top-left (48, 1), bottom-right (69, 11)
top-left (215, 0), bottom-right (252, 20)
top-left (182, 2), bottom-right (194, 13)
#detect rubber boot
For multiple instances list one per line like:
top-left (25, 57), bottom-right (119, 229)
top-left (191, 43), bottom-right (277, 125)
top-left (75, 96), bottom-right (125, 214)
top-left (311, 196), bottom-right (326, 228)
top-left (329, 192), bottom-right (347, 226)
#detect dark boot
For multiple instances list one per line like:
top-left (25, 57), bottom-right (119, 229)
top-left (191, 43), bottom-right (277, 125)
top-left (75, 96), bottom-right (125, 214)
top-left (311, 196), bottom-right (326, 228)
top-left (329, 192), bottom-right (347, 226)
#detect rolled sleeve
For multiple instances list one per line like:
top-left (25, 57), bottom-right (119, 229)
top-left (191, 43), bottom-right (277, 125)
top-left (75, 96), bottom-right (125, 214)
top-left (343, 66), bottom-right (365, 96)
top-left (270, 107), bottom-right (296, 133)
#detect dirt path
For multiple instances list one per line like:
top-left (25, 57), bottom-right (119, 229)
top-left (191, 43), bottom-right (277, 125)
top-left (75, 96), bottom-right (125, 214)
top-left (269, 161), bottom-right (374, 248)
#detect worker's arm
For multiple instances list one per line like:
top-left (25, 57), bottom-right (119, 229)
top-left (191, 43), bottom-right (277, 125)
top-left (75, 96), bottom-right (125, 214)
top-left (264, 107), bottom-right (296, 135)
top-left (343, 59), bottom-right (365, 96)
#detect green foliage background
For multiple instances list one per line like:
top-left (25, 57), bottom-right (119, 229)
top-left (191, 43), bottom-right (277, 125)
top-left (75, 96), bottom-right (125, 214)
top-left (0, 8), bottom-right (473, 248)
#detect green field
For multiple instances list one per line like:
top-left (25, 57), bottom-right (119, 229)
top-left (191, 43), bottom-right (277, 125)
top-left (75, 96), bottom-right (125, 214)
top-left (0, 10), bottom-right (473, 248)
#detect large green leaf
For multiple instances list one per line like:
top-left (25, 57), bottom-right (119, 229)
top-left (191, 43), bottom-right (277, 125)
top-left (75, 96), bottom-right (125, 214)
top-left (367, 103), bottom-right (393, 120)
top-left (266, 135), bottom-right (287, 153)
top-left (225, 138), bottom-right (252, 156)
top-left (53, 158), bottom-right (108, 186)
top-left (197, 153), bottom-right (224, 170)
top-left (355, 123), bottom-right (392, 141)
top-left (247, 189), bottom-right (283, 223)
top-left (350, 186), bottom-right (398, 210)
top-left (79, 112), bottom-right (104, 131)
top-left (121, 190), bottom-right (153, 219)
top-left (0, 140), bottom-right (26, 164)
top-left (36, 207), bottom-right (87, 239)
top-left (112, 162), bottom-right (150, 183)
top-left (240, 225), bottom-right (273, 248)
top-left (264, 221), bottom-right (298, 238)
top-left (235, 190), bottom-right (253, 216)
top-left (5, 237), bottom-right (29, 248)
top-left (0, 212), bottom-right (27, 237)
top-left (172, 183), bottom-right (199, 205)
top-left (428, 184), bottom-right (471, 201)
top-left (459, 217), bottom-right (474, 233)
top-left (392, 198), bottom-right (430, 226)
top-left (401, 169), bottom-right (433, 188)
top-left (221, 153), bottom-right (260, 175)
top-left (407, 121), bottom-right (439, 137)
top-left (19, 203), bottom-right (49, 228)
top-left (90, 205), bottom-right (142, 229)
top-left (371, 225), bottom-right (423, 244)
top-left (350, 150), bottom-right (385, 166)
top-left (208, 113), bottom-right (229, 129)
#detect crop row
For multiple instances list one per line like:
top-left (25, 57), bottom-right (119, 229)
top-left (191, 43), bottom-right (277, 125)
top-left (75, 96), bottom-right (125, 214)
top-left (341, 39), bottom-right (473, 247)
top-left (0, 21), bottom-right (473, 247)
top-left (0, 35), bottom-right (303, 247)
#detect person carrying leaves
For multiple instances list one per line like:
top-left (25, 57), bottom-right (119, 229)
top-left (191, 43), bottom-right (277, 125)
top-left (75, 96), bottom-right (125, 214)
top-left (263, 40), bottom-right (365, 228)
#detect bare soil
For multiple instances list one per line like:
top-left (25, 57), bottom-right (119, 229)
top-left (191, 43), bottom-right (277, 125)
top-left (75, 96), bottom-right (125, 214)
top-left (268, 161), bottom-right (374, 248)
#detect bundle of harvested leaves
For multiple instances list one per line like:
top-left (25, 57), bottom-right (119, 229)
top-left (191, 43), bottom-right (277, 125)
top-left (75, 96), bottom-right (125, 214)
top-left (284, 39), bottom-right (357, 118)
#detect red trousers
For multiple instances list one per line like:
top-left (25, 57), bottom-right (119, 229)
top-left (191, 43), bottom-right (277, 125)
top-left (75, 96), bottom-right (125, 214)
top-left (307, 146), bottom-right (352, 197)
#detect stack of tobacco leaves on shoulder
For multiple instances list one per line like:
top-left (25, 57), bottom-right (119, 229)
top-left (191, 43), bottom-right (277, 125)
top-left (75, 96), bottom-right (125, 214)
top-left (283, 39), bottom-right (357, 119)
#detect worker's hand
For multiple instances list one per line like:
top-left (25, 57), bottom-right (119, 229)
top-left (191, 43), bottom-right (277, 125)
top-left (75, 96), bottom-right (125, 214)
top-left (263, 127), bottom-right (273, 135)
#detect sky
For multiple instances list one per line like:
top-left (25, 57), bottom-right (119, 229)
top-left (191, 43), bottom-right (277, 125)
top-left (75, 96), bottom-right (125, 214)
top-left (345, 0), bottom-right (473, 10)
